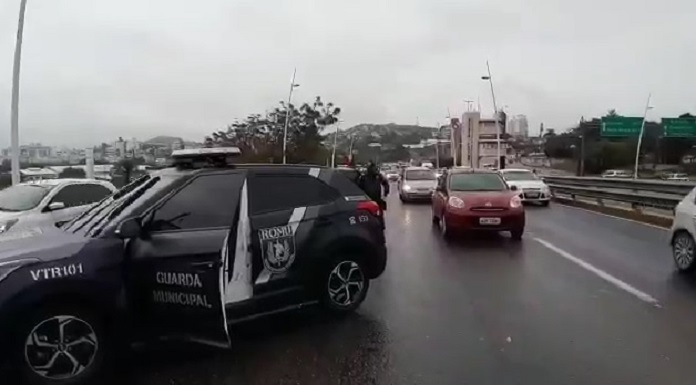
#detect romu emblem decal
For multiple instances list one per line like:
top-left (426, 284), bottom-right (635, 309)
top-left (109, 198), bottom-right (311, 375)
top-left (259, 224), bottom-right (296, 273)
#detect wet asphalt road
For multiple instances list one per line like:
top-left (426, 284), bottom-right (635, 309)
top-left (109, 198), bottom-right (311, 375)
top-left (124, 193), bottom-right (696, 385)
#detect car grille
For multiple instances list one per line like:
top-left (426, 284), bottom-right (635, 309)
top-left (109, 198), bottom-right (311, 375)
top-left (522, 188), bottom-right (543, 199)
top-left (470, 207), bottom-right (507, 212)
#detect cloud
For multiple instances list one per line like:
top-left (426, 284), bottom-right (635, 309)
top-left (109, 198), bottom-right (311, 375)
top-left (0, 0), bottom-right (694, 148)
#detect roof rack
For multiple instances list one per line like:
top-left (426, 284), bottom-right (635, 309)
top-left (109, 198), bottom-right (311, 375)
top-left (171, 147), bottom-right (242, 168)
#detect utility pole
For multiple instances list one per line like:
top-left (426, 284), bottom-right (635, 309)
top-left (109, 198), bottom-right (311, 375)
top-left (282, 68), bottom-right (299, 164)
top-left (331, 120), bottom-right (343, 168)
top-left (11, 0), bottom-right (29, 185)
top-left (633, 93), bottom-right (653, 179)
top-left (481, 60), bottom-right (502, 169)
top-left (434, 123), bottom-right (440, 169)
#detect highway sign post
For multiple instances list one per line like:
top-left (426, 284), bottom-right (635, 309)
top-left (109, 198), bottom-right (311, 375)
top-left (601, 117), bottom-right (643, 137)
top-left (663, 118), bottom-right (696, 138)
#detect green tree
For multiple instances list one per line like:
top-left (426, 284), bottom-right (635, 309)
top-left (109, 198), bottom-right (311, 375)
top-left (207, 96), bottom-right (340, 164)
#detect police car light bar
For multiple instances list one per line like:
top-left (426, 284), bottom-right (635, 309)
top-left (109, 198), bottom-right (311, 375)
top-left (171, 147), bottom-right (242, 158)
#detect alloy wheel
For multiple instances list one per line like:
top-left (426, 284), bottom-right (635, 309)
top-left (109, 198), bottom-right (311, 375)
top-left (327, 261), bottom-right (365, 307)
top-left (24, 315), bottom-right (98, 380)
top-left (674, 233), bottom-right (695, 270)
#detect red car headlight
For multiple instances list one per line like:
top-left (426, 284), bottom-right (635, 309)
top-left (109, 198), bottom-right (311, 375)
top-left (510, 195), bottom-right (522, 208)
top-left (448, 196), bottom-right (465, 208)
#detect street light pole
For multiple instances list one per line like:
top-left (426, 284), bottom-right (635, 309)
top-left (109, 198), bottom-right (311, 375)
top-left (331, 120), bottom-right (342, 168)
top-left (482, 61), bottom-right (502, 169)
top-left (633, 93), bottom-right (653, 179)
top-left (464, 99), bottom-right (474, 112)
top-left (434, 122), bottom-right (440, 169)
top-left (10, 0), bottom-right (29, 185)
top-left (282, 68), bottom-right (299, 164)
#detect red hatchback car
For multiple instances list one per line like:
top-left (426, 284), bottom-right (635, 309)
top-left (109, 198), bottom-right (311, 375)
top-left (431, 168), bottom-right (525, 240)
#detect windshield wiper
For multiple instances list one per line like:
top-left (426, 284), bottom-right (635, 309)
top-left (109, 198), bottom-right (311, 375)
top-left (66, 175), bottom-right (151, 233)
top-left (0, 207), bottom-right (20, 212)
top-left (88, 176), bottom-right (161, 237)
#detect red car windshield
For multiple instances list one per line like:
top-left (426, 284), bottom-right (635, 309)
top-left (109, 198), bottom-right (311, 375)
top-left (449, 173), bottom-right (507, 192)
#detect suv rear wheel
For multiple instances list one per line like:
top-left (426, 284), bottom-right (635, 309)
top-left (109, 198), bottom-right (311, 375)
top-left (11, 305), bottom-right (109, 385)
top-left (673, 231), bottom-right (696, 272)
top-left (320, 257), bottom-right (370, 314)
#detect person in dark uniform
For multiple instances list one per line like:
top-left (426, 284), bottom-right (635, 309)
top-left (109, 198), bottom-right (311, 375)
top-left (358, 162), bottom-right (389, 228)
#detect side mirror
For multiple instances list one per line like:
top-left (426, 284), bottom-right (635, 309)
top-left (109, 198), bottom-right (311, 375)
top-left (510, 185), bottom-right (518, 191)
top-left (115, 217), bottom-right (142, 239)
top-left (47, 202), bottom-right (66, 211)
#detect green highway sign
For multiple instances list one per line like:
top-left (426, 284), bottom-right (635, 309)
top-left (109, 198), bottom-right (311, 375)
top-left (600, 117), bottom-right (643, 137)
top-left (663, 118), bottom-right (696, 137)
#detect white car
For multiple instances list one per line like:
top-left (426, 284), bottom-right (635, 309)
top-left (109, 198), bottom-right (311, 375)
top-left (499, 168), bottom-right (551, 206)
top-left (671, 189), bottom-right (696, 271)
top-left (0, 178), bottom-right (117, 234)
top-left (398, 166), bottom-right (438, 203)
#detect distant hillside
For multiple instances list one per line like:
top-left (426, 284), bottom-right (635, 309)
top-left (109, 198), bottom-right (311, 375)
top-left (333, 123), bottom-right (450, 163)
top-left (144, 136), bottom-right (184, 145)
top-left (343, 123), bottom-right (439, 139)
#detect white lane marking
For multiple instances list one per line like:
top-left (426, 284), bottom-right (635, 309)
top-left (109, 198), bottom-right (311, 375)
top-left (533, 237), bottom-right (661, 307)
top-left (551, 203), bottom-right (669, 231)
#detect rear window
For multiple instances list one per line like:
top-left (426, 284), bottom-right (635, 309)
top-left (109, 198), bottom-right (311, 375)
top-left (405, 170), bottom-right (436, 180)
top-left (336, 168), bottom-right (359, 182)
top-left (248, 175), bottom-right (340, 214)
top-left (449, 173), bottom-right (507, 191)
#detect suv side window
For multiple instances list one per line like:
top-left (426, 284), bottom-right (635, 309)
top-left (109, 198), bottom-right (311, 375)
top-left (249, 175), bottom-right (340, 214)
top-left (149, 173), bottom-right (243, 231)
top-left (51, 184), bottom-right (109, 208)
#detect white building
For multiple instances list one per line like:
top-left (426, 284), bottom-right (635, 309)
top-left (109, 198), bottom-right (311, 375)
top-left (458, 111), bottom-right (512, 168)
top-left (508, 115), bottom-right (529, 139)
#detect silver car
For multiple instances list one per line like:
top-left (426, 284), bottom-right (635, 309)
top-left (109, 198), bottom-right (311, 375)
top-left (0, 178), bottom-right (117, 234)
top-left (398, 167), bottom-right (438, 203)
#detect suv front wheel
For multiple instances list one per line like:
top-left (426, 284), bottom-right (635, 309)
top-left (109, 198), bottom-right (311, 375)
top-left (320, 257), bottom-right (370, 314)
top-left (11, 305), bottom-right (109, 385)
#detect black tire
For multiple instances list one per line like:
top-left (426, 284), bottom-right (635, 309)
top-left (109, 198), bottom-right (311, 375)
top-left (431, 207), bottom-right (439, 224)
top-left (540, 201), bottom-right (550, 207)
top-left (320, 257), bottom-right (370, 314)
top-left (399, 195), bottom-right (407, 203)
top-left (10, 305), bottom-right (110, 385)
top-left (672, 231), bottom-right (696, 273)
top-left (439, 214), bottom-right (453, 240)
top-left (511, 228), bottom-right (524, 241)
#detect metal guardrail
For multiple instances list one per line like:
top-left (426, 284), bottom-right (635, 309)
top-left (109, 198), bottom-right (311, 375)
top-left (542, 176), bottom-right (696, 195)
top-left (541, 176), bottom-right (695, 212)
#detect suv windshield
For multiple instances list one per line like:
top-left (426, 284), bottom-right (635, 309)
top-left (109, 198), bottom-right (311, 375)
top-left (502, 171), bottom-right (538, 181)
top-left (0, 184), bottom-right (53, 211)
top-left (405, 170), bottom-right (436, 180)
top-left (63, 174), bottom-right (177, 237)
top-left (450, 173), bottom-right (507, 191)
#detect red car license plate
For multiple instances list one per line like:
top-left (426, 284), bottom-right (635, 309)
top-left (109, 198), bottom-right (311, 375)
top-left (479, 217), bottom-right (501, 225)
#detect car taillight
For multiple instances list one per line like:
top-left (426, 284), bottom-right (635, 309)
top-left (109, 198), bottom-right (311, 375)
top-left (357, 200), bottom-right (381, 216)
top-left (448, 196), bottom-right (465, 208)
top-left (510, 195), bottom-right (522, 208)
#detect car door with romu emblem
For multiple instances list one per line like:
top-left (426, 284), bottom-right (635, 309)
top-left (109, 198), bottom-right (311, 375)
top-left (245, 169), bottom-right (342, 299)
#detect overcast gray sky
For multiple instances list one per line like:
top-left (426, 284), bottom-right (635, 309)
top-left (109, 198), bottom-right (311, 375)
top-left (0, 0), bottom-right (694, 148)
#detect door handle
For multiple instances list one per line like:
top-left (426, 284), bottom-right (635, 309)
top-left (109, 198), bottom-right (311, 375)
top-left (191, 260), bottom-right (222, 269)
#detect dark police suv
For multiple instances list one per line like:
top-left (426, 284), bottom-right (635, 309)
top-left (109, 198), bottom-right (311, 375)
top-left (0, 148), bottom-right (387, 385)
